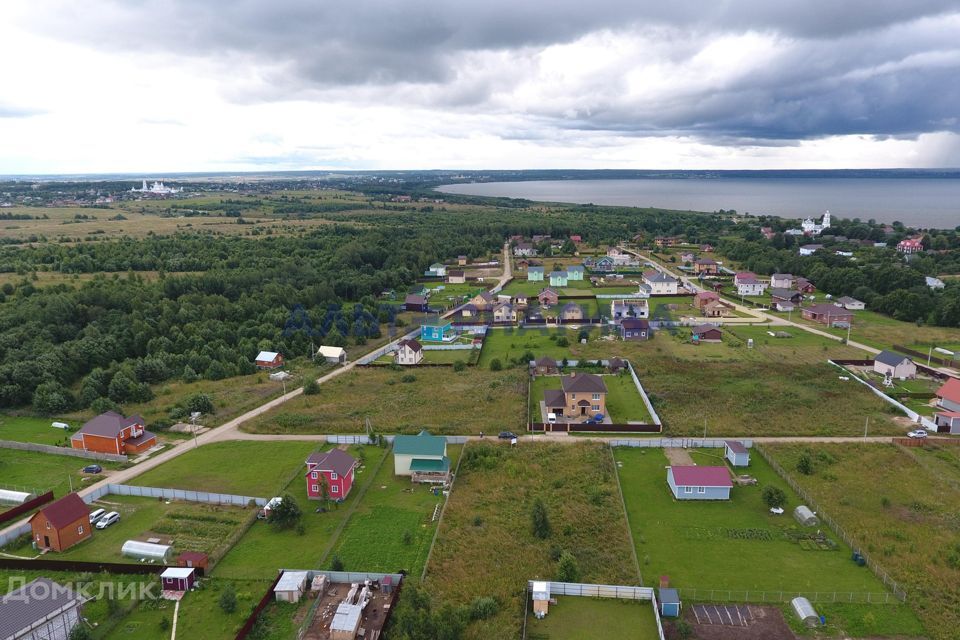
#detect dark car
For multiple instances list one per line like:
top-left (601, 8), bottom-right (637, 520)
top-left (498, 431), bottom-right (517, 440)
top-left (82, 464), bottom-right (103, 474)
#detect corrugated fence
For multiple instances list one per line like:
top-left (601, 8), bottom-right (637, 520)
top-left (0, 439), bottom-right (128, 462)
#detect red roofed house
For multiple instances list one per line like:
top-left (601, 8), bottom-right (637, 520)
top-left (569, 235), bottom-right (582, 243)
top-left (691, 324), bottom-right (722, 343)
top-left (693, 291), bottom-right (720, 310)
top-left (71, 411), bottom-right (156, 455)
top-left (935, 378), bottom-right (960, 413)
top-left (801, 304), bottom-right (853, 326)
top-left (29, 493), bottom-right (91, 552)
top-left (255, 350), bottom-right (284, 369)
top-left (305, 449), bottom-right (356, 501)
top-left (897, 238), bottom-right (924, 254)
top-left (538, 288), bottom-right (559, 308)
top-left (667, 466), bottom-right (732, 500)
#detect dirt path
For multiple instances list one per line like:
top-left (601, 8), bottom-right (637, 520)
top-left (663, 447), bottom-right (695, 465)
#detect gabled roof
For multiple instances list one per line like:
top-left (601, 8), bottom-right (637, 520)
top-left (694, 291), bottom-right (719, 300)
top-left (494, 301), bottom-right (513, 312)
top-left (737, 277), bottom-right (763, 285)
top-left (769, 288), bottom-right (798, 300)
top-left (405, 294), bottom-right (427, 305)
top-left (448, 270), bottom-right (465, 277)
top-left (874, 350), bottom-right (912, 367)
top-left (644, 271), bottom-right (676, 283)
top-left (305, 448), bottom-right (356, 477)
top-left (561, 372), bottom-right (607, 394)
top-left (409, 456), bottom-right (450, 472)
top-left (692, 324), bottom-right (721, 335)
top-left (31, 493), bottom-right (88, 529)
top-left (256, 350), bottom-right (279, 361)
top-left (725, 440), bottom-right (748, 454)
top-left (318, 345), bottom-right (346, 358)
top-left (539, 288), bottom-right (558, 297)
top-left (544, 389), bottom-right (566, 408)
top-left (528, 266), bottom-right (544, 273)
top-left (567, 265), bottom-right (585, 272)
top-left (695, 258), bottom-right (717, 265)
top-left (535, 355), bottom-right (558, 368)
top-left (936, 378), bottom-right (960, 404)
top-left (398, 339), bottom-right (422, 352)
top-left (670, 465), bottom-right (733, 487)
top-left (549, 271), bottom-right (567, 278)
top-left (474, 291), bottom-right (495, 302)
top-left (77, 411), bottom-right (143, 438)
top-left (772, 273), bottom-right (792, 279)
top-left (429, 263), bottom-right (444, 269)
top-left (0, 578), bottom-right (81, 639)
top-left (394, 431), bottom-right (446, 457)
top-left (621, 318), bottom-right (649, 329)
top-left (836, 296), bottom-right (862, 305)
top-left (804, 303), bottom-right (850, 315)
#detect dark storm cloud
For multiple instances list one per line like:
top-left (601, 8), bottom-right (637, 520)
top-left (26, 0), bottom-right (960, 142)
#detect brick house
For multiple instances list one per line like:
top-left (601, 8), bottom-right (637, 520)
top-left (255, 351), bottom-right (284, 369)
top-left (71, 411), bottom-right (156, 455)
top-left (305, 449), bottom-right (356, 501)
top-left (538, 288), bottom-right (559, 307)
top-left (543, 372), bottom-right (608, 419)
top-left (694, 258), bottom-right (718, 275)
top-left (532, 356), bottom-right (559, 375)
top-left (29, 493), bottom-right (91, 552)
top-left (801, 303), bottom-right (853, 326)
top-left (691, 324), bottom-right (722, 343)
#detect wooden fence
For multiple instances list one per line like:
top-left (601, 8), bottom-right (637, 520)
top-left (0, 557), bottom-right (203, 577)
top-left (895, 437), bottom-right (960, 448)
top-left (892, 344), bottom-right (957, 370)
top-left (0, 491), bottom-right (53, 526)
top-left (234, 572), bottom-right (283, 640)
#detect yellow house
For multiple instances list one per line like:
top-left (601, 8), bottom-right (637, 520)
top-left (544, 372), bottom-right (608, 418)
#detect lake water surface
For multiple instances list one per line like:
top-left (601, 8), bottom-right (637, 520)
top-left (437, 178), bottom-right (960, 229)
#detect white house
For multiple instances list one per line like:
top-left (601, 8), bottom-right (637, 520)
top-left (770, 273), bottom-right (793, 288)
top-left (317, 346), bottom-right (347, 364)
top-left (834, 296), bottom-right (865, 310)
top-left (873, 351), bottom-right (917, 380)
top-left (493, 302), bottom-right (519, 323)
top-left (736, 278), bottom-right (768, 296)
top-left (642, 271), bottom-right (679, 295)
top-left (610, 298), bottom-right (649, 320)
top-left (395, 339), bottom-right (423, 365)
top-left (926, 276), bottom-right (945, 289)
top-left (426, 263), bottom-right (447, 277)
top-left (799, 244), bottom-right (823, 256)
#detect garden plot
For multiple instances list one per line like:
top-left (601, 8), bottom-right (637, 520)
top-left (0, 448), bottom-right (118, 498)
top-left (526, 596), bottom-right (660, 640)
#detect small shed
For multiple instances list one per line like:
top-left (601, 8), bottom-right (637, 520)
top-left (659, 588), bottom-right (681, 618)
top-left (382, 575), bottom-right (395, 594)
top-left (791, 596), bottom-right (819, 627)
top-left (724, 440), bottom-right (750, 467)
top-left (318, 346), bottom-right (347, 364)
top-left (121, 540), bottom-right (173, 563)
top-left (274, 570), bottom-right (308, 603)
top-left (794, 505), bottom-right (819, 526)
top-left (330, 602), bottom-right (363, 640)
top-left (178, 551), bottom-right (209, 574)
top-left (160, 567), bottom-right (195, 592)
top-left (532, 581), bottom-right (550, 617)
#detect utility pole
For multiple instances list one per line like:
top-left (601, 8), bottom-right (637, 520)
top-left (703, 418), bottom-right (707, 441)
top-left (846, 322), bottom-right (852, 344)
top-left (864, 417), bottom-right (869, 441)
top-left (928, 345), bottom-right (933, 367)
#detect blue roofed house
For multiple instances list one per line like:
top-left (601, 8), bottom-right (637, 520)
top-left (425, 263), bottom-right (447, 277)
top-left (566, 265), bottom-right (585, 280)
top-left (667, 466), bottom-right (732, 500)
top-left (393, 430), bottom-right (450, 483)
top-left (421, 318), bottom-right (456, 342)
top-left (527, 266), bottom-right (545, 281)
top-left (549, 271), bottom-right (568, 287)
top-left (724, 440), bottom-right (750, 467)
top-left (593, 256), bottom-right (615, 272)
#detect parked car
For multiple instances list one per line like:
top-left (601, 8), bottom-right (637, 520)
top-left (907, 429), bottom-right (928, 439)
top-left (547, 413), bottom-right (557, 424)
top-left (88, 508), bottom-right (106, 524)
top-left (498, 431), bottom-right (517, 440)
top-left (95, 512), bottom-right (120, 529)
top-left (82, 464), bottom-right (102, 474)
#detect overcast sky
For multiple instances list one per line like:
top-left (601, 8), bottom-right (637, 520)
top-left (3, 1), bottom-right (960, 173)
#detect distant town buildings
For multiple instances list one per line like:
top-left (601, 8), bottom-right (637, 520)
top-left (130, 180), bottom-right (182, 195)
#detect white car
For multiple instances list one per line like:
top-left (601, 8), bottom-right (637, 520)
top-left (88, 508), bottom-right (106, 524)
top-left (907, 429), bottom-right (928, 439)
top-left (95, 511), bottom-right (120, 529)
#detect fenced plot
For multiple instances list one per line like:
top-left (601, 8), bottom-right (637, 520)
top-left (692, 604), bottom-right (752, 626)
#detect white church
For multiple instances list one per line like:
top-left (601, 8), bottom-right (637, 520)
top-left (786, 210), bottom-right (831, 236)
top-left (130, 180), bottom-right (182, 195)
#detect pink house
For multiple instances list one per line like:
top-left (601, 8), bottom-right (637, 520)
top-left (305, 449), bottom-right (356, 501)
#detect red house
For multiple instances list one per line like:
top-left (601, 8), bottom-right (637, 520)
top-left (70, 411), bottom-right (156, 455)
top-left (305, 449), bottom-right (356, 501)
top-left (161, 567), bottom-right (196, 592)
top-left (29, 493), bottom-right (91, 552)
top-left (255, 350), bottom-right (284, 369)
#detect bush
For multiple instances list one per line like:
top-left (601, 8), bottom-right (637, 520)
top-left (159, 617), bottom-right (170, 631)
top-left (556, 551), bottom-right (580, 582)
top-left (796, 452), bottom-right (813, 475)
top-left (676, 619), bottom-right (693, 639)
top-left (330, 555), bottom-right (345, 571)
top-left (69, 626), bottom-right (93, 640)
top-left (531, 498), bottom-right (551, 539)
top-left (453, 360), bottom-right (466, 372)
top-left (303, 379), bottom-right (320, 395)
top-left (489, 358), bottom-right (502, 371)
top-left (762, 486), bottom-right (787, 509)
top-left (469, 596), bottom-right (499, 620)
top-left (219, 583), bottom-right (237, 614)
top-left (401, 374), bottom-right (417, 383)
top-left (556, 336), bottom-right (569, 347)
top-left (267, 494), bottom-right (302, 530)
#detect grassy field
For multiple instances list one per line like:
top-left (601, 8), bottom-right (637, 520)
top-left (241, 367), bottom-right (527, 435)
top-left (477, 327), bottom-right (604, 367)
top-left (0, 415), bottom-right (77, 445)
top-left (0, 448), bottom-right (117, 496)
top-left (2, 495), bottom-right (249, 562)
top-left (528, 373), bottom-right (653, 424)
top-left (212, 445), bottom-right (386, 579)
top-left (131, 441), bottom-right (321, 497)
top-left (330, 445), bottom-right (463, 576)
top-left (776, 308), bottom-right (960, 352)
top-left (615, 448), bottom-right (888, 595)
top-left (786, 602), bottom-right (928, 639)
top-left (424, 442), bottom-right (638, 640)
top-left (526, 596), bottom-right (660, 639)
top-left (766, 442), bottom-right (960, 640)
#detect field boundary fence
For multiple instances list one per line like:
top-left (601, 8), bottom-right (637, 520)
top-left (0, 439), bottom-right (128, 462)
top-left (674, 587), bottom-right (899, 605)
top-left (84, 484), bottom-right (268, 507)
top-left (753, 444), bottom-right (907, 602)
top-left (828, 360), bottom-right (937, 431)
top-left (0, 491), bottom-right (53, 526)
top-left (235, 572), bottom-right (283, 640)
top-left (610, 438), bottom-right (751, 449)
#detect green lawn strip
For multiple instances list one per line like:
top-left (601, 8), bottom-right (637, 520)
top-left (602, 373), bottom-right (654, 423)
top-left (526, 596), bottom-right (660, 640)
top-left (330, 445), bottom-right (463, 577)
top-left (0, 447), bottom-right (118, 496)
top-left (615, 447), bottom-right (886, 594)
top-left (130, 441), bottom-right (321, 497)
top-left (478, 327), bottom-right (601, 367)
top-left (785, 602), bottom-right (927, 639)
top-left (212, 445), bottom-right (386, 579)
top-left (0, 415), bottom-right (76, 445)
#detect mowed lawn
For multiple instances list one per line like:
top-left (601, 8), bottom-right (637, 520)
top-left (782, 308), bottom-right (960, 352)
top-left (526, 596), bottom-right (660, 640)
top-left (0, 415), bottom-right (77, 446)
top-left (242, 367), bottom-right (527, 435)
top-left (477, 327), bottom-right (603, 367)
top-left (213, 445), bottom-right (387, 579)
top-left (0, 448), bottom-right (117, 497)
top-left (425, 442), bottom-right (638, 640)
top-left (528, 373), bottom-right (653, 424)
top-left (132, 441), bottom-right (320, 497)
top-left (615, 448), bottom-right (885, 593)
top-left (330, 445), bottom-right (463, 576)
top-left (767, 443), bottom-right (959, 640)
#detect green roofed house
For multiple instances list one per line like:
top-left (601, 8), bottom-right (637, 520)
top-left (393, 430), bottom-right (450, 483)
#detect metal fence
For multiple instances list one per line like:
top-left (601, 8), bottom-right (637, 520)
top-left (828, 361), bottom-right (937, 431)
top-left (528, 580), bottom-right (654, 600)
top-left (674, 588), bottom-right (899, 605)
top-left (84, 484), bottom-right (268, 507)
top-left (324, 434), bottom-right (469, 445)
top-left (752, 444), bottom-right (907, 602)
top-left (0, 439), bottom-right (128, 462)
top-left (610, 438), bottom-right (752, 448)
top-left (0, 523), bottom-right (31, 548)
top-left (627, 360), bottom-right (662, 426)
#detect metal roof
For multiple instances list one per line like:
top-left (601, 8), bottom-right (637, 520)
top-left (408, 457), bottom-right (450, 472)
top-left (305, 448), bottom-right (356, 477)
top-left (274, 571), bottom-right (308, 592)
top-left (30, 493), bottom-right (88, 529)
top-left (561, 373), bottom-right (607, 394)
top-left (0, 578), bottom-right (81, 639)
top-left (394, 431), bottom-right (446, 457)
top-left (331, 602), bottom-right (363, 632)
top-left (874, 350), bottom-right (911, 367)
top-left (659, 587), bottom-right (680, 604)
top-left (160, 567), bottom-right (194, 579)
top-left (77, 411), bottom-right (144, 438)
top-left (256, 351), bottom-right (279, 361)
top-left (669, 466), bottom-right (733, 488)
top-left (724, 440), bottom-right (748, 454)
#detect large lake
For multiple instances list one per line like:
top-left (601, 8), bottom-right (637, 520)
top-left (437, 178), bottom-right (960, 229)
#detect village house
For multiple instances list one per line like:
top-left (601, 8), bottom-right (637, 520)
top-left (770, 288), bottom-right (803, 306)
top-left (29, 493), bottom-right (91, 552)
top-left (560, 302), bottom-right (584, 321)
top-left (513, 294), bottom-right (528, 307)
top-left (549, 271), bottom-right (568, 287)
top-left (395, 339), bottom-right (423, 365)
top-left (527, 266), bottom-right (545, 281)
top-left (566, 265), bottom-right (585, 280)
top-left (700, 244), bottom-right (714, 252)
top-left (607, 246), bottom-right (637, 266)
top-left (667, 466), bottom-right (732, 500)
top-left (421, 318), bottom-right (456, 342)
top-left (607, 357), bottom-right (626, 373)
top-left (693, 291), bottom-right (720, 310)
top-left (680, 251), bottom-right (696, 263)
top-left (773, 300), bottom-right (795, 312)
top-left (514, 242), bottom-right (536, 257)
top-left (425, 263), bottom-right (446, 277)
top-left (655, 236), bottom-right (679, 248)
top-left (935, 378), bottom-right (960, 413)
top-left (447, 270), bottom-right (466, 284)
top-left (736, 276), bottom-right (768, 297)
top-left (593, 256), bottom-right (615, 272)
top-left (255, 350), bottom-right (284, 369)
top-left (543, 372), bottom-right (608, 419)
top-left (569, 234), bottom-right (582, 244)
top-left (404, 294), bottom-right (429, 312)
top-left (643, 271), bottom-right (679, 295)
top-left (873, 351), bottom-right (917, 379)
top-left (459, 304), bottom-right (477, 318)
top-left (318, 346), bottom-right (347, 364)
top-left (760, 226), bottom-right (776, 240)
top-left (620, 318), bottom-right (651, 341)
top-left (532, 355), bottom-right (560, 376)
top-left (71, 411), bottom-right (156, 455)
top-left (834, 296), bottom-right (865, 310)
top-left (799, 244), bottom-right (823, 256)
top-left (610, 298), bottom-right (649, 320)
top-left (305, 449), bottom-right (356, 501)
top-left (934, 410), bottom-right (960, 434)
top-left (795, 277), bottom-right (816, 293)
top-left (493, 302), bottom-right (520, 323)
top-left (538, 288), bottom-right (560, 307)
top-left (457, 255), bottom-right (468, 266)
top-left (0, 577), bottom-right (83, 639)
top-left (770, 273), bottom-right (793, 289)
top-left (733, 272), bottom-right (757, 286)
top-left (703, 300), bottom-right (733, 317)
top-left (897, 238), bottom-right (924, 254)
top-left (393, 430), bottom-right (450, 483)
top-left (801, 303), bottom-right (853, 326)
top-left (532, 234), bottom-right (551, 244)
top-left (694, 258), bottom-right (718, 275)
top-left (691, 324), bottom-right (722, 343)
top-left (469, 291), bottom-right (496, 311)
